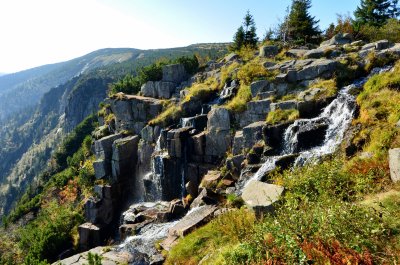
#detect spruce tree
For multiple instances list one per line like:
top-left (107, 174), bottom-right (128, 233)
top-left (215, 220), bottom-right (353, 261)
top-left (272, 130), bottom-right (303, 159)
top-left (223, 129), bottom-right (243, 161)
top-left (354, 0), bottom-right (398, 26)
top-left (231, 11), bottom-right (258, 51)
top-left (286, 0), bottom-right (320, 44)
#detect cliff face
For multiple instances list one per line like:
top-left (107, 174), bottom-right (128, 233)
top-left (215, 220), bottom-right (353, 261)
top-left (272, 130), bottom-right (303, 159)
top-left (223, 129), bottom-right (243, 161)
top-left (64, 36), bottom-right (400, 264)
top-left (0, 44), bottom-right (228, 218)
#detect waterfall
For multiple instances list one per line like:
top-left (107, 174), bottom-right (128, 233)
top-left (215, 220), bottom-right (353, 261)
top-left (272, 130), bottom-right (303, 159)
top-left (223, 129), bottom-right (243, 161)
top-left (245, 66), bottom-right (393, 188)
top-left (143, 134), bottom-right (167, 201)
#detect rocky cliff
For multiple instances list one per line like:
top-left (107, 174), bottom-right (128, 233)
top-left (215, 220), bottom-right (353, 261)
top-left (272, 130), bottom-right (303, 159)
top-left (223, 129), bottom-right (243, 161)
top-left (54, 35), bottom-right (400, 264)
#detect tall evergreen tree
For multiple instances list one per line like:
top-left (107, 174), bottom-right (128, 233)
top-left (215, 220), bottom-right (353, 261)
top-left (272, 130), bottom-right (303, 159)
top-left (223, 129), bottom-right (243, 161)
top-left (231, 11), bottom-right (258, 51)
top-left (286, 0), bottom-right (320, 44)
top-left (354, 0), bottom-right (398, 26)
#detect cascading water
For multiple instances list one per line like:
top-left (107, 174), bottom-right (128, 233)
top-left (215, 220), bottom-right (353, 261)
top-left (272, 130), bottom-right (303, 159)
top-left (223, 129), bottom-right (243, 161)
top-left (143, 134), bottom-right (166, 201)
top-left (246, 66), bottom-right (393, 187)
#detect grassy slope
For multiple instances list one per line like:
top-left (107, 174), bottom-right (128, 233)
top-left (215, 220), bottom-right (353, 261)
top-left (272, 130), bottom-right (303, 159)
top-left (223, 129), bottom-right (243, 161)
top-left (165, 62), bottom-right (400, 264)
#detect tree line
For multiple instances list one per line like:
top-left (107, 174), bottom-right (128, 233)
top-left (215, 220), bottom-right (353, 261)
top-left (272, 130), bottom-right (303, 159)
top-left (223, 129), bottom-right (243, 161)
top-left (231, 0), bottom-right (400, 50)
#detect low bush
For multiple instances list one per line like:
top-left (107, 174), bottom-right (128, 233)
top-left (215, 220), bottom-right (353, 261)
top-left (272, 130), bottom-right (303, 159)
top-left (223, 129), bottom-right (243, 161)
top-left (224, 85), bottom-right (252, 113)
top-left (266, 108), bottom-right (299, 125)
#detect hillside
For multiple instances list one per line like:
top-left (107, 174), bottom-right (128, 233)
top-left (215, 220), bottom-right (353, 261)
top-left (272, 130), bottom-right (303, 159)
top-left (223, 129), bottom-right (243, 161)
top-left (0, 32), bottom-right (399, 265)
top-left (0, 44), bottom-right (228, 218)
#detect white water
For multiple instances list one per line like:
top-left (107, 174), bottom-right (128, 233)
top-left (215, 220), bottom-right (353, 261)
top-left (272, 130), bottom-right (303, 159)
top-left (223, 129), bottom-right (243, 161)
top-left (117, 220), bottom-right (178, 257)
top-left (247, 66), bottom-right (393, 187)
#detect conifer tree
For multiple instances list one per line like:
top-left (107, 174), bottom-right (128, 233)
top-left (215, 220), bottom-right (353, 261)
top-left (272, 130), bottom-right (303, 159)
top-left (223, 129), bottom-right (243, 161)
top-left (231, 11), bottom-right (258, 51)
top-left (285, 0), bottom-right (320, 44)
top-left (354, 0), bottom-right (399, 26)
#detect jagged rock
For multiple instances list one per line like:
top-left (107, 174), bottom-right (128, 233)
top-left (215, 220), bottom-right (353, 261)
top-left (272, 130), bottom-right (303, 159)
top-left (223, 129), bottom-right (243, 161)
top-left (263, 122), bottom-right (292, 151)
top-left (191, 131), bottom-right (206, 157)
top-left (286, 49), bottom-right (308, 58)
top-left (242, 180), bottom-right (284, 216)
top-left (250, 80), bottom-right (270, 97)
top-left (304, 48), bottom-right (325, 59)
top-left (191, 188), bottom-right (219, 208)
top-left (78, 223), bottom-right (104, 251)
top-left (94, 185), bottom-right (114, 200)
top-left (167, 127), bottom-right (192, 158)
top-left (140, 125), bottom-right (161, 143)
top-left (227, 154), bottom-right (245, 178)
top-left (181, 114), bottom-right (208, 131)
top-left (247, 99), bottom-right (271, 115)
top-left (111, 135), bottom-right (139, 182)
top-left (243, 121), bottom-right (266, 150)
top-left (93, 159), bottom-right (110, 179)
top-left (162, 64), bottom-right (187, 83)
top-left (296, 59), bottom-right (337, 81)
top-left (181, 96), bottom-right (202, 116)
top-left (361, 39), bottom-right (390, 51)
top-left (141, 81), bottom-right (177, 99)
top-left (200, 170), bottom-right (222, 189)
top-left (141, 81), bottom-right (156, 98)
top-left (270, 100), bottom-right (298, 111)
top-left (258, 91), bottom-right (275, 99)
top-left (205, 130), bottom-right (232, 158)
top-left (224, 53), bottom-right (239, 62)
top-left (389, 148), bottom-right (400, 182)
top-left (259, 45), bottom-right (279, 57)
top-left (275, 154), bottom-right (299, 171)
top-left (297, 97), bottom-right (335, 118)
top-left (207, 108), bottom-right (230, 131)
top-left (292, 120), bottom-right (329, 152)
top-left (168, 205), bottom-right (218, 237)
top-left (94, 134), bottom-right (123, 160)
top-left (84, 197), bottom-right (114, 225)
top-left (232, 130), bottom-right (244, 155)
top-left (320, 33), bottom-right (353, 46)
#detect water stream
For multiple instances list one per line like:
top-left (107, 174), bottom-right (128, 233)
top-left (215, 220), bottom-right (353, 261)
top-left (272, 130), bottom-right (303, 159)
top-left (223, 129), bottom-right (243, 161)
top-left (247, 66), bottom-right (393, 186)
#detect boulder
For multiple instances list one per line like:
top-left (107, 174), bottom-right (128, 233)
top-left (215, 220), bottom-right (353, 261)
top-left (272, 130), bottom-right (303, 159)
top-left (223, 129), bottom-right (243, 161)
top-left (286, 49), bottom-right (308, 58)
top-left (304, 48), bottom-right (325, 59)
top-left (247, 99), bottom-right (271, 115)
top-left (207, 107), bottom-right (230, 131)
top-left (168, 205), bottom-right (218, 237)
top-left (232, 130), bottom-right (244, 155)
top-left (167, 127), bottom-right (192, 158)
top-left (224, 53), bottom-right (239, 62)
top-left (93, 159), bottom-right (110, 179)
top-left (320, 33), bottom-right (353, 46)
top-left (78, 223), bottom-right (104, 251)
top-left (270, 100), bottom-right (298, 111)
top-left (243, 121), bottom-right (266, 150)
top-left (162, 64), bottom-right (187, 83)
top-left (191, 131), bottom-right (206, 157)
top-left (94, 134), bottom-right (123, 160)
top-left (296, 59), bottom-right (337, 81)
top-left (263, 122), bottom-right (292, 151)
top-left (156, 81), bottom-right (177, 99)
top-left (389, 148), bottom-right (400, 182)
top-left (241, 180), bottom-right (284, 216)
top-left (205, 130), bottom-right (232, 158)
top-left (141, 81), bottom-right (156, 98)
top-left (250, 80), bottom-right (270, 97)
top-left (362, 39), bottom-right (391, 51)
top-left (259, 45), bottom-right (279, 57)
top-left (200, 171), bottom-right (222, 189)
top-left (84, 197), bottom-right (114, 225)
top-left (191, 188), bottom-right (219, 208)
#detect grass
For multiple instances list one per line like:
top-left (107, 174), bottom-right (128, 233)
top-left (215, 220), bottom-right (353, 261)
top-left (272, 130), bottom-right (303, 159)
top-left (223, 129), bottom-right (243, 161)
top-left (237, 58), bottom-right (276, 85)
top-left (224, 85), bottom-right (252, 113)
top-left (148, 101), bottom-right (182, 127)
top-left (266, 108), bottom-right (299, 125)
top-left (309, 78), bottom-right (338, 99)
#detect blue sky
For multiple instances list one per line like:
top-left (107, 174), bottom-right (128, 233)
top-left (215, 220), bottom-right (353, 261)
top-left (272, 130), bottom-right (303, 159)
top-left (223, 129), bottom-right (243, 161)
top-left (0, 0), bottom-right (360, 73)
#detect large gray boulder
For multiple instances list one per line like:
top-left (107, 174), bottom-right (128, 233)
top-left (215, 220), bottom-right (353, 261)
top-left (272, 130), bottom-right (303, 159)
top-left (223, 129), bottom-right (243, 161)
top-left (94, 134), bottom-right (123, 160)
top-left (207, 108), bottom-right (230, 131)
top-left (243, 121), bottom-right (266, 150)
top-left (241, 180), bottom-right (284, 215)
top-left (78, 223), bottom-right (104, 251)
top-left (162, 64), bottom-right (187, 83)
top-left (205, 130), bottom-right (232, 158)
top-left (296, 59), bottom-right (337, 81)
top-left (232, 130), bottom-right (244, 155)
top-left (320, 33), bottom-right (353, 46)
top-left (250, 80), bottom-right (271, 97)
top-left (247, 99), bottom-right (271, 115)
top-left (270, 100), bottom-right (298, 111)
top-left (389, 148), bottom-right (400, 182)
top-left (259, 45), bottom-right (279, 57)
top-left (141, 81), bottom-right (156, 98)
top-left (286, 49), bottom-right (308, 58)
